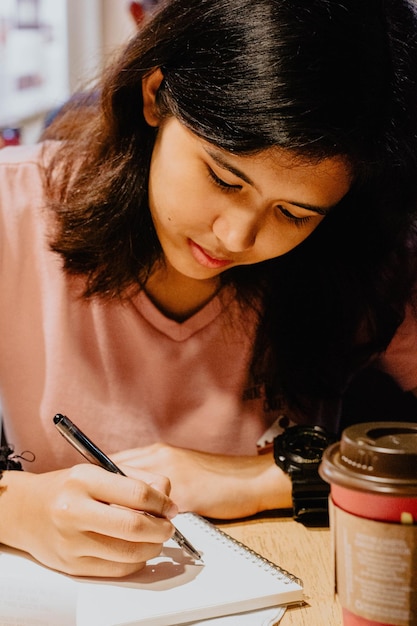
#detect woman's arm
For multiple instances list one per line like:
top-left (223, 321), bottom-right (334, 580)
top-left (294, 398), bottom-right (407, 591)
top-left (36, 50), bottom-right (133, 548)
top-left (113, 445), bottom-right (292, 519)
top-left (0, 464), bottom-right (178, 577)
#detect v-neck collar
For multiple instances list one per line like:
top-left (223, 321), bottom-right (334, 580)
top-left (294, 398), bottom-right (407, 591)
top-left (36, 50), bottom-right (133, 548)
top-left (131, 287), bottom-right (234, 341)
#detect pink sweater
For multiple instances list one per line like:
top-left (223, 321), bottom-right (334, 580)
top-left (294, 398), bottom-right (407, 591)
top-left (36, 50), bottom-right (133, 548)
top-left (0, 143), bottom-right (278, 472)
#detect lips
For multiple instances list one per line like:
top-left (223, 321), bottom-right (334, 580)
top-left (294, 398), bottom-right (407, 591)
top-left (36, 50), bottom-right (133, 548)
top-left (188, 240), bottom-right (232, 269)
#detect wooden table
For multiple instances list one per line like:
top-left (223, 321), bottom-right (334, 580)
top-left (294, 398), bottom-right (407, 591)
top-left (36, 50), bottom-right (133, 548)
top-left (218, 514), bottom-right (343, 626)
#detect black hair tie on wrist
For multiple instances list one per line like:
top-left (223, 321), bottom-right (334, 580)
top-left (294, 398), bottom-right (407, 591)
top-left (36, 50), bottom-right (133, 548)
top-left (0, 445), bottom-right (35, 478)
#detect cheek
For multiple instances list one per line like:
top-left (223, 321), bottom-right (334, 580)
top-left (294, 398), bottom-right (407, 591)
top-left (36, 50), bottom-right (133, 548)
top-left (149, 167), bottom-right (199, 229)
top-left (256, 218), bottom-right (324, 260)
top-left (148, 166), bottom-right (179, 226)
top-left (149, 189), bottom-right (194, 236)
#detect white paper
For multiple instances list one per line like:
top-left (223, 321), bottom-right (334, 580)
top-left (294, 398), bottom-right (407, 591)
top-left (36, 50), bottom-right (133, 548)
top-left (0, 549), bottom-right (77, 626)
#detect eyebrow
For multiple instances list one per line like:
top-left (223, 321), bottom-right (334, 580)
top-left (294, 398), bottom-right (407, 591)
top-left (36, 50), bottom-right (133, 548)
top-left (204, 147), bottom-right (331, 216)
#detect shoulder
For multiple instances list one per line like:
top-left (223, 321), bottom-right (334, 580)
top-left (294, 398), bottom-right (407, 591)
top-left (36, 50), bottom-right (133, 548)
top-left (0, 142), bottom-right (40, 163)
top-left (0, 142), bottom-right (61, 243)
top-left (0, 141), bottom-right (59, 207)
top-left (0, 141), bottom-right (59, 206)
top-left (0, 140), bottom-right (58, 169)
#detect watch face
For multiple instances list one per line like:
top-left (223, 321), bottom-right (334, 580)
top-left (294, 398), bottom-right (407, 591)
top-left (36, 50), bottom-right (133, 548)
top-left (275, 426), bottom-right (336, 467)
top-left (286, 430), bottom-right (330, 461)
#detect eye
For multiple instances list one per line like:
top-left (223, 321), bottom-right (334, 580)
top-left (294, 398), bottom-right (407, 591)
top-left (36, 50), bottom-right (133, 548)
top-left (277, 205), bottom-right (314, 227)
top-left (207, 167), bottom-right (242, 193)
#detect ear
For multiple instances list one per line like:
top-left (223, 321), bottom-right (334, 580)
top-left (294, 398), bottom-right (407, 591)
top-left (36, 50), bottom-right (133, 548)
top-left (142, 68), bottom-right (164, 127)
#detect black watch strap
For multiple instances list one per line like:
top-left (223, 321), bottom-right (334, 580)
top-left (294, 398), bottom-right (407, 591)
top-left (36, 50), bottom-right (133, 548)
top-left (291, 474), bottom-right (331, 526)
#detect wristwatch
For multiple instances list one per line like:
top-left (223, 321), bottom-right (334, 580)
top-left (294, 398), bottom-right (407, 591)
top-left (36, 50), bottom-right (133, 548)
top-left (273, 425), bottom-right (337, 527)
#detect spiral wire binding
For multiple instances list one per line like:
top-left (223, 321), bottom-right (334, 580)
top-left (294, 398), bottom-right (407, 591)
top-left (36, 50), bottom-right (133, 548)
top-left (183, 512), bottom-right (303, 588)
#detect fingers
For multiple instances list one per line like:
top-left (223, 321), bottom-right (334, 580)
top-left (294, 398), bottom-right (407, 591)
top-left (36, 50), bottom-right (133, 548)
top-left (62, 531), bottom-right (166, 577)
top-left (82, 530), bottom-right (167, 564)
top-left (66, 464), bottom-right (178, 519)
top-left (45, 465), bottom-right (179, 577)
top-left (73, 497), bottom-right (176, 544)
top-left (53, 506), bottom-right (173, 576)
top-left (53, 464), bottom-right (178, 543)
top-left (63, 555), bottom-right (148, 578)
top-left (52, 537), bottom-right (163, 578)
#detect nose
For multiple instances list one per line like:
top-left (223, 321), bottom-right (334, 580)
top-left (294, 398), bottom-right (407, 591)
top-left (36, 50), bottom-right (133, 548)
top-left (212, 211), bottom-right (259, 253)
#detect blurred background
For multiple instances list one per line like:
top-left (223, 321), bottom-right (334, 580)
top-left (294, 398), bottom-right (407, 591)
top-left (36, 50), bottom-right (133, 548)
top-left (0, 0), bottom-right (149, 145)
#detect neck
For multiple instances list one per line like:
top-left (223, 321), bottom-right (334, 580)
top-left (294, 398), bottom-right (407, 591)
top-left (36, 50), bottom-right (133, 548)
top-left (144, 264), bottom-right (221, 322)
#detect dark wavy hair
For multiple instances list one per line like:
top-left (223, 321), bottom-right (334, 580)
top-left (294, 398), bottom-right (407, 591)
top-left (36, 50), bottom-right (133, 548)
top-left (43, 0), bottom-right (417, 423)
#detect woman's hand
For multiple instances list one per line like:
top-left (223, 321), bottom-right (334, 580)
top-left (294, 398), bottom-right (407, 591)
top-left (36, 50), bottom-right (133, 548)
top-left (113, 444), bottom-right (292, 519)
top-left (0, 464), bottom-right (178, 577)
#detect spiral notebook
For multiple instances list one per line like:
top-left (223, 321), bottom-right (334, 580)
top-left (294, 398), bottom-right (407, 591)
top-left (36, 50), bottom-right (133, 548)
top-left (0, 513), bottom-right (303, 626)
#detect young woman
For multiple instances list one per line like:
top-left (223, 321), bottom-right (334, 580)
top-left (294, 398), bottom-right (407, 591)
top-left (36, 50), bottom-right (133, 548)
top-left (1, 0), bottom-right (417, 577)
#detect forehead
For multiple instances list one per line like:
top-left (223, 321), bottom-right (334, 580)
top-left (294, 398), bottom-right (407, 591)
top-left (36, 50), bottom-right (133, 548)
top-left (213, 142), bottom-right (350, 175)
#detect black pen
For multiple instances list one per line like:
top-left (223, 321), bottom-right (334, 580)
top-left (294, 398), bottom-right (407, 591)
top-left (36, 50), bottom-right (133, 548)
top-left (53, 413), bottom-right (203, 562)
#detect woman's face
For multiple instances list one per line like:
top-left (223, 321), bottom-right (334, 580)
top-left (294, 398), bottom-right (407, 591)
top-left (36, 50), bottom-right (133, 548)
top-left (147, 116), bottom-right (351, 282)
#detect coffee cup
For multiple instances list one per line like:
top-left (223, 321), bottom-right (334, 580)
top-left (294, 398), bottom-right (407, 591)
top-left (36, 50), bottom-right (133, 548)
top-left (319, 421), bottom-right (417, 626)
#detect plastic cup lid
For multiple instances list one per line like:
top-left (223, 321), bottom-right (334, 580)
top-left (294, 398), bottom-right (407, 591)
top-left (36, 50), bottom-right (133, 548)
top-left (319, 421), bottom-right (417, 494)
